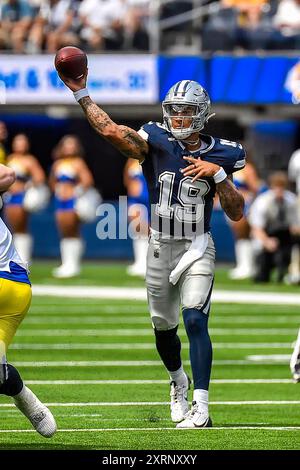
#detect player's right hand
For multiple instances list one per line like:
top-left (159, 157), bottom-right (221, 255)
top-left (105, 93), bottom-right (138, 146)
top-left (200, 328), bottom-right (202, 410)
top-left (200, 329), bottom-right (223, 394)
top-left (58, 69), bottom-right (88, 92)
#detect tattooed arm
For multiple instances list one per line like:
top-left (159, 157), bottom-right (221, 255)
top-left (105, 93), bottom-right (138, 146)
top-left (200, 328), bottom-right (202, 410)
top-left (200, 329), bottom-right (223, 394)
top-left (78, 97), bottom-right (148, 162)
top-left (216, 175), bottom-right (244, 221)
top-left (57, 71), bottom-right (148, 162)
top-left (181, 157), bottom-right (244, 221)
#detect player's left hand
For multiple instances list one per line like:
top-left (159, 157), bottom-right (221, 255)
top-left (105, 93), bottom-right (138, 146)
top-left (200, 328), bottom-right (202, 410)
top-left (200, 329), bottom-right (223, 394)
top-left (181, 156), bottom-right (220, 183)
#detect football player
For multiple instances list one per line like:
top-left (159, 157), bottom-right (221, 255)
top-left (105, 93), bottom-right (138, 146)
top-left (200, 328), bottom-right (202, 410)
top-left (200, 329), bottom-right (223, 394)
top-left (59, 72), bottom-right (245, 428)
top-left (0, 164), bottom-right (56, 437)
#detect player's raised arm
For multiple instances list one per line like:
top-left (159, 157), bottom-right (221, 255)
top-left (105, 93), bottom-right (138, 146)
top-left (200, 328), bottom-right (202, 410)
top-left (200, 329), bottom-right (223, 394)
top-left (58, 71), bottom-right (149, 163)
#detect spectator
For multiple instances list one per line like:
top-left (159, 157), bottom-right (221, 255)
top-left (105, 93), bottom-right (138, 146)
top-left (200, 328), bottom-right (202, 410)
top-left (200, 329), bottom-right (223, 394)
top-left (0, 0), bottom-right (34, 52)
top-left (25, 0), bottom-right (47, 52)
top-left (123, 0), bottom-right (149, 50)
top-left (249, 171), bottom-right (299, 283)
top-left (79, 0), bottom-right (127, 51)
top-left (202, 1), bottom-right (238, 51)
top-left (28, 0), bottom-right (80, 53)
top-left (272, 0), bottom-right (300, 49)
top-left (202, 0), bottom-right (275, 51)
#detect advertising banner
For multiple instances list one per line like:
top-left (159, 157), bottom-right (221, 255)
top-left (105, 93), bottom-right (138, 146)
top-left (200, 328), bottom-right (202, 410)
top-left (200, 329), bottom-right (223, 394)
top-left (0, 54), bottom-right (158, 104)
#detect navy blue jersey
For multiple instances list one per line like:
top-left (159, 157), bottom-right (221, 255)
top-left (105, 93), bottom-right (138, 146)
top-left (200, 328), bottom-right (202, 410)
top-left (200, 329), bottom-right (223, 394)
top-left (138, 122), bottom-right (245, 236)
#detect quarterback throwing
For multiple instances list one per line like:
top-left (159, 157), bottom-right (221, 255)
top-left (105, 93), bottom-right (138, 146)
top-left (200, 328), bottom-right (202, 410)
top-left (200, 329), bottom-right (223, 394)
top-left (58, 69), bottom-right (244, 428)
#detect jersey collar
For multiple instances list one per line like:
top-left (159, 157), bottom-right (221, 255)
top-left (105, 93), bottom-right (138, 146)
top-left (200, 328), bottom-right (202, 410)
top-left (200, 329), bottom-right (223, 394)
top-left (170, 133), bottom-right (215, 154)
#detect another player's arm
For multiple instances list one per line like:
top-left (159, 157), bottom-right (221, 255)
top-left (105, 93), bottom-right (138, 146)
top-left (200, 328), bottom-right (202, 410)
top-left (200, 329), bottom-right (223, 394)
top-left (58, 72), bottom-right (149, 163)
top-left (0, 164), bottom-right (15, 191)
top-left (182, 157), bottom-right (244, 221)
top-left (215, 175), bottom-right (244, 222)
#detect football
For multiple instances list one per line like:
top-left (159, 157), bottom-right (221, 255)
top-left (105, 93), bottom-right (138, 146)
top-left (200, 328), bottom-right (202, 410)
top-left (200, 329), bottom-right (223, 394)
top-left (54, 46), bottom-right (88, 80)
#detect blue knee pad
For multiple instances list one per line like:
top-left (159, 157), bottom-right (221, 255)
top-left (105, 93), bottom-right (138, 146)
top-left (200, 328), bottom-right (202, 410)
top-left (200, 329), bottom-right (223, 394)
top-left (183, 308), bottom-right (209, 335)
top-left (183, 308), bottom-right (212, 391)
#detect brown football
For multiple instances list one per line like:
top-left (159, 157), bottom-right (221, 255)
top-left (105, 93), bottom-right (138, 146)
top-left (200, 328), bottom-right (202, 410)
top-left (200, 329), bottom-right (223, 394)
top-left (55, 46), bottom-right (88, 80)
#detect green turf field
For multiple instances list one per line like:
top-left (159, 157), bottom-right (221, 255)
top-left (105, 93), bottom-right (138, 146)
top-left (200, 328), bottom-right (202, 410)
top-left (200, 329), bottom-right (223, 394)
top-left (0, 262), bottom-right (299, 450)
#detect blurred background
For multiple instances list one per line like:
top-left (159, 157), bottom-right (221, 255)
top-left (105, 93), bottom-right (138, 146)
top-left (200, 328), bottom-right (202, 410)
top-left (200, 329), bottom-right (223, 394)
top-left (1, 0), bottom-right (300, 284)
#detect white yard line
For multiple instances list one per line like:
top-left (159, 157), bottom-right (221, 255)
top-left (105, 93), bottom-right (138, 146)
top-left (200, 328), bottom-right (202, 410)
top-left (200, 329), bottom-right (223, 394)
top-left (0, 426), bottom-right (299, 433)
top-left (32, 285), bottom-right (300, 305)
top-left (20, 379), bottom-right (293, 385)
top-left (9, 342), bottom-right (293, 350)
top-left (23, 316), bottom-right (300, 325)
top-left (15, 328), bottom-right (298, 337)
top-left (10, 359), bottom-right (290, 366)
top-left (247, 354), bottom-right (291, 361)
top-left (0, 401), bottom-right (299, 408)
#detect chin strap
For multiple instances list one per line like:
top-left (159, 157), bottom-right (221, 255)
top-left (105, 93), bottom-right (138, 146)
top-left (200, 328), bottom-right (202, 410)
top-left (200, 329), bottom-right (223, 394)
top-left (206, 113), bottom-right (216, 122)
top-left (184, 138), bottom-right (200, 145)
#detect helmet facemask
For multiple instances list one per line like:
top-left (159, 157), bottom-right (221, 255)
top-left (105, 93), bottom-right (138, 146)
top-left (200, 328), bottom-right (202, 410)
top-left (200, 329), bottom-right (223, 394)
top-left (162, 103), bottom-right (209, 140)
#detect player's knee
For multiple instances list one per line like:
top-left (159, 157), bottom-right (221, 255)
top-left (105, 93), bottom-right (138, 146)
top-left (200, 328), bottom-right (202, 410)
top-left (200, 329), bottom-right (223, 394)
top-left (183, 308), bottom-right (208, 336)
top-left (151, 315), bottom-right (177, 331)
top-left (154, 324), bottom-right (178, 339)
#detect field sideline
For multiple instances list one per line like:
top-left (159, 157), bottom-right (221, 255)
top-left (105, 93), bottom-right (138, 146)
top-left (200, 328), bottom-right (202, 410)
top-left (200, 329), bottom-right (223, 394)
top-left (0, 262), bottom-right (299, 450)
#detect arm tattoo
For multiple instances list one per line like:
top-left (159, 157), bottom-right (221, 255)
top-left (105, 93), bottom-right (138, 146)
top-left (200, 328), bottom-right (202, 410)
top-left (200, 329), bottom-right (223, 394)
top-left (79, 97), bottom-right (148, 161)
top-left (216, 177), bottom-right (244, 221)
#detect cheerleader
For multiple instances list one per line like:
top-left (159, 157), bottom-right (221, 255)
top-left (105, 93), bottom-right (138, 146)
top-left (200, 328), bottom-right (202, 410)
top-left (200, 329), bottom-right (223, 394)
top-left (5, 134), bottom-right (47, 265)
top-left (123, 158), bottom-right (149, 277)
top-left (229, 158), bottom-right (261, 280)
top-left (50, 135), bottom-right (94, 278)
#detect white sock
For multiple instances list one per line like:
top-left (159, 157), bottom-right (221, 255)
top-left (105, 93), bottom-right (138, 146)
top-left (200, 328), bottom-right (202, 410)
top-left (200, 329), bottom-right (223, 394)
top-left (13, 385), bottom-right (33, 404)
top-left (289, 245), bottom-right (300, 279)
top-left (132, 237), bottom-right (148, 268)
top-left (13, 233), bottom-right (33, 265)
top-left (169, 366), bottom-right (187, 386)
top-left (234, 239), bottom-right (253, 273)
top-left (60, 238), bottom-right (84, 270)
top-left (193, 389), bottom-right (209, 412)
top-left (0, 340), bottom-right (6, 385)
